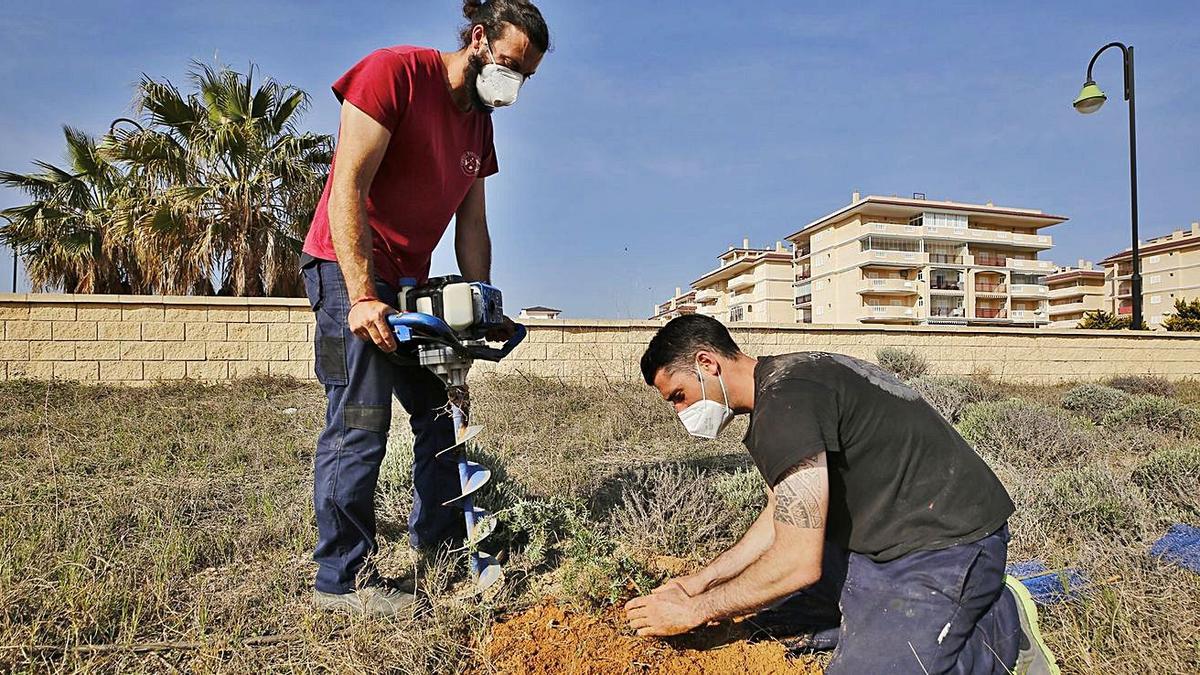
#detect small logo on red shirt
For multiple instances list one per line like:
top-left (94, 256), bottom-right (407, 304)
top-left (460, 151), bottom-right (481, 176)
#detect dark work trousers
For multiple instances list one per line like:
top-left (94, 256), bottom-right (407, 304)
top-left (302, 259), bottom-right (462, 594)
top-left (758, 525), bottom-right (1020, 674)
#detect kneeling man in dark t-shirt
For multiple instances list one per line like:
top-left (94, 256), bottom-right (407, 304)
top-left (625, 315), bottom-right (1060, 675)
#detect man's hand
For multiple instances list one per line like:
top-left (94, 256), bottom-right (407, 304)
top-left (485, 315), bottom-right (517, 343)
top-left (348, 299), bottom-right (398, 352)
top-left (652, 572), bottom-right (710, 598)
top-left (624, 584), bottom-right (706, 637)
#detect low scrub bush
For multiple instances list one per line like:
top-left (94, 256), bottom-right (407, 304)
top-left (1046, 464), bottom-right (1148, 539)
top-left (875, 347), bottom-right (929, 381)
top-left (1105, 375), bottom-right (1177, 398)
top-left (1061, 383), bottom-right (1133, 424)
top-left (1131, 446), bottom-right (1200, 520)
top-left (608, 464), bottom-right (747, 566)
top-left (1103, 395), bottom-right (1200, 438)
top-left (912, 376), bottom-right (994, 423)
top-left (958, 399), bottom-right (1099, 467)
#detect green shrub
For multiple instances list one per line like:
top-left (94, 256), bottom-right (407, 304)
top-left (1061, 383), bottom-right (1133, 424)
top-left (1103, 395), bottom-right (1200, 438)
top-left (1046, 464), bottom-right (1147, 538)
top-left (1105, 375), bottom-right (1177, 398)
top-left (958, 399), bottom-right (1099, 466)
top-left (912, 376), bottom-right (993, 423)
top-left (1161, 298), bottom-right (1200, 332)
top-left (607, 465), bottom-right (744, 566)
top-left (557, 519), bottom-right (659, 608)
top-left (875, 347), bottom-right (929, 380)
top-left (1131, 446), bottom-right (1200, 519)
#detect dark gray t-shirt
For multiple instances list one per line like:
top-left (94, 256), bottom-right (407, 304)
top-left (743, 352), bottom-right (1014, 562)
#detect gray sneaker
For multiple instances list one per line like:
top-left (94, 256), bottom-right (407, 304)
top-left (312, 586), bottom-right (416, 618)
top-left (1004, 575), bottom-right (1061, 675)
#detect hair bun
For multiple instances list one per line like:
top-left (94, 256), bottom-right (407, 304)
top-left (462, 0), bottom-right (485, 20)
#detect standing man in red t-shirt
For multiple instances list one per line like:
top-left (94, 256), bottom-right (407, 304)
top-left (300, 0), bottom-right (549, 617)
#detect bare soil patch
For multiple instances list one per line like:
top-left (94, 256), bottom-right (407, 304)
top-left (479, 601), bottom-right (821, 675)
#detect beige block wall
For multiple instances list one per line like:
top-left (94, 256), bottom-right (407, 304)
top-left (1, 294), bottom-right (1197, 386)
top-left (1, 294), bottom-right (315, 385)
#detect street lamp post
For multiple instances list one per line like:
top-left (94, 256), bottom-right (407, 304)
top-left (1073, 42), bottom-right (1142, 330)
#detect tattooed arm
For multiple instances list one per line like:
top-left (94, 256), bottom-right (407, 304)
top-left (626, 452), bottom-right (829, 636)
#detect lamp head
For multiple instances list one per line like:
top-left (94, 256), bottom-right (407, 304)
top-left (1073, 80), bottom-right (1107, 114)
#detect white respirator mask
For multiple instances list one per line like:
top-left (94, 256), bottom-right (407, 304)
top-left (677, 363), bottom-right (735, 440)
top-left (475, 38), bottom-right (523, 108)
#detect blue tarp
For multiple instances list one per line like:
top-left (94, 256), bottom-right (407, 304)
top-left (1006, 560), bottom-right (1088, 605)
top-left (1150, 523), bottom-right (1200, 574)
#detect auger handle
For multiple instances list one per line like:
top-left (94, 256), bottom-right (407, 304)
top-left (466, 323), bottom-right (527, 362)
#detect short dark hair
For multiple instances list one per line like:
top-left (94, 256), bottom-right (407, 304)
top-left (640, 314), bottom-right (741, 386)
top-left (460, 0), bottom-right (551, 54)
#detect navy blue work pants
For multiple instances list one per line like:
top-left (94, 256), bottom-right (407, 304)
top-left (302, 260), bottom-right (462, 594)
top-left (763, 526), bottom-right (1021, 673)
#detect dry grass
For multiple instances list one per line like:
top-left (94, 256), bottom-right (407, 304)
top-left (1, 373), bottom-right (1198, 673)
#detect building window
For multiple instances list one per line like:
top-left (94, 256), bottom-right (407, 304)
top-left (1151, 295), bottom-right (1161, 304)
top-left (1148, 274), bottom-right (1161, 284)
top-left (730, 306), bottom-right (744, 322)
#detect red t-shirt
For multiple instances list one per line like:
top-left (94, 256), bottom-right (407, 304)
top-left (303, 46), bottom-right (499, 286)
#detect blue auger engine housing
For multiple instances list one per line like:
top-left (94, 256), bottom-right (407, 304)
top-left (401, 275), bottom-right (505, 340)
top-left (388, 275), bottom-right (523, 388)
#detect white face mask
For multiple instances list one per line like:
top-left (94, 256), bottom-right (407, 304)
top-left (475, 38), bottom-right (523, 108)
top-left (677, 364), bottom-right (735, 440)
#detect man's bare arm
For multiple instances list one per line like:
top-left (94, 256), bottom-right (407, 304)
top-left (454, 178), bottom-right (491, 283)
top-left (691, 453), bottom-right (828, 622)
top-left (328, 101), bottom-right (397, 351)
top-left (653, 484), bottom-right (776, 597)
top-left (626, 452), bottom-right (829, 636)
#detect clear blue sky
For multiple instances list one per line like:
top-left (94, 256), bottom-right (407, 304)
top-left (2, 1), bottom-right (1198, 317)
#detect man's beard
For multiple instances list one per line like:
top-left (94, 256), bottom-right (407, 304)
top-left (465, 54), bottom-right (493, 114)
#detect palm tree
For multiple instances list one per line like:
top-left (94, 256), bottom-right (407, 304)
top-left (108, 62), bottom-right (332, 296)
top-left (0, 127), bottom-right (132, 293)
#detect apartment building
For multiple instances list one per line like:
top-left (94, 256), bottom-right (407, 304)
top-left (649, 288), bottom-right (697, 321)
top-left (691, 239), bottom-right (795, 323)
top-left (786, 193), bottom-right (1064, 326)
top-left (1045, 262), bottom-right (1106, 328)
top-left (1100, 222), bottom-right (1200, 329)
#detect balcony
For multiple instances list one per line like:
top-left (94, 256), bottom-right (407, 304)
top-left (861, 249), bottom-right (926, 267)
top-left (794, 294), bottom-right (812, 308)
top-left (862, 221), bottom-right (1053, 250)
top-left (728, 274), bottom-right (755, 292)
top-left (1118, 304), bottom-right (1132, 315)
top-left (1048, 301), bottom-right (1090, 316)
top-left (974, 282), bottom-right (1007, 295)
top-left (972, 253), bottom-right (1009, 268)
top-left (974, 308), bottom-right (1008, 319)
top-left (1008, 258), bottom-right (1055, 273)
top-left (859, 278), bottom-right (919, 294)
top-left (1049, 284), bottom-right (1102, 299)
top-left (1010, 284), bottom-right (1049, 298)
top-left (694, 288), bottom-right (720, 303)
top-left (794, 267), bottom-right (811, 281)
top-left (1011, 309), bottom-right (1047, 323)
top-left (1116, 284), bottom-right (1133, 299)
top-left (929, 306), bottom-right (967, 319)
top-left (695, 305), bottom-right (723, 317)
top-left (794, 245), bottom-right (811, 259)
top-left (929, 253), bottom-right (965, 265)
top-left (860, 304), bottom-right (917, 321)
top-left (866, 221), bottom-right (923, 238)
top-left (930, 280), bottom-right (964, 292)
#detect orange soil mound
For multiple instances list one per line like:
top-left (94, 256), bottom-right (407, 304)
top-left (480, 601), bottom-right (822, 675)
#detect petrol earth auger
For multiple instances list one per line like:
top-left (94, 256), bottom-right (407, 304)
top-left (385, 275), bottom-right (525, 594)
